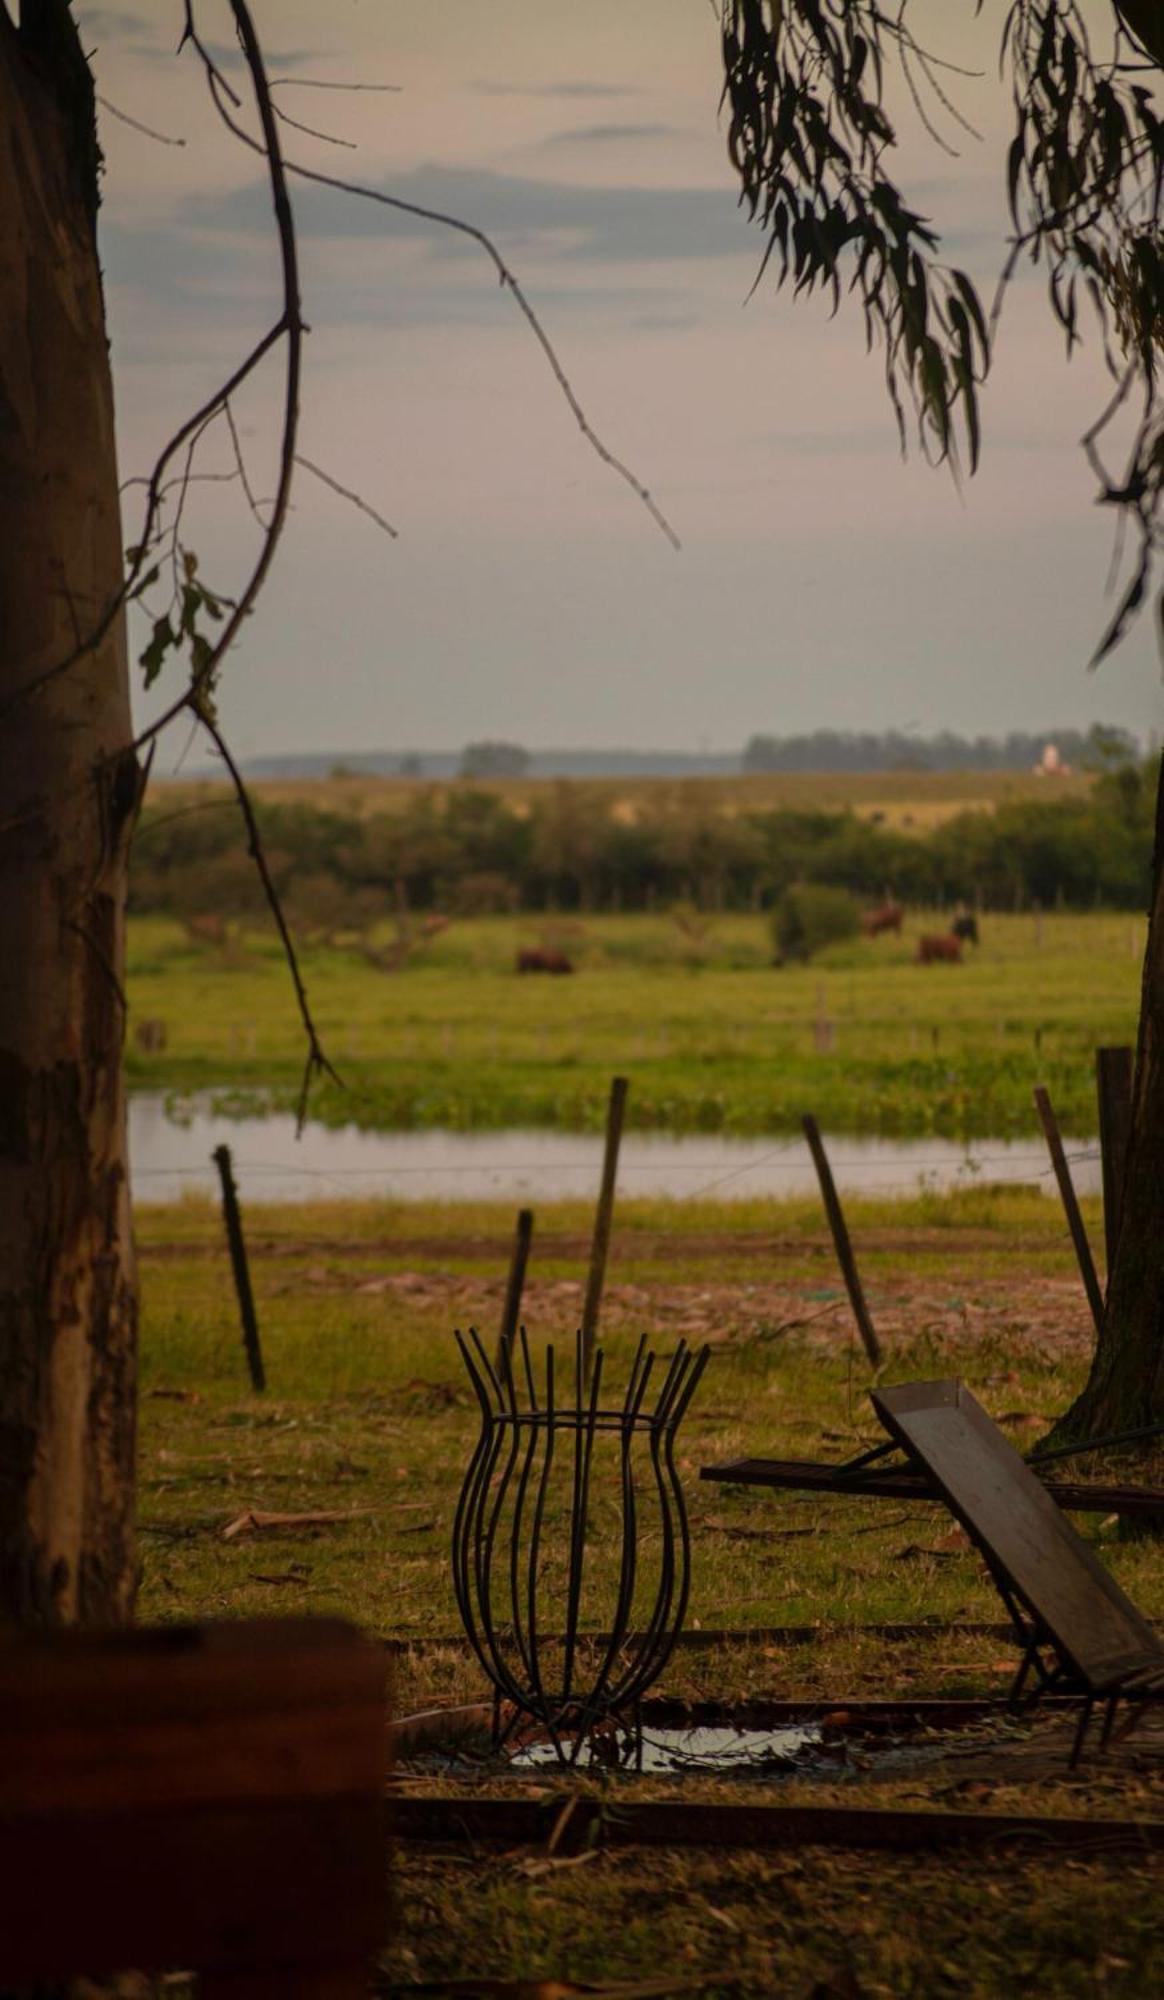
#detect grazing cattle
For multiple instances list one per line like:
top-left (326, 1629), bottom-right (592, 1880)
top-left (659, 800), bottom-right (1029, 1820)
top-left (861, 901), bottom-right (904, 937)
top-left (951, 912), bottom-right (980, 946)
top-left (917, 933), bottom-right (963, 964)
top-left (516, 948), bottom-right (574, 975)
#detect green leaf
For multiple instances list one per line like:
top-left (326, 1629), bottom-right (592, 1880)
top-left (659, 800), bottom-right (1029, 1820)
top-left (139, 614), bottom-right (175, 688)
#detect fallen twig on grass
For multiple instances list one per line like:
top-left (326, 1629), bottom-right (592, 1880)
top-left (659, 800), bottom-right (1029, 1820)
top-left (220, 1506), bottom-right (370, 1540)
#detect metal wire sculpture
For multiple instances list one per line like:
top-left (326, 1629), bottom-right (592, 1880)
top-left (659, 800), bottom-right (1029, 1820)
top-left (452, 1326), bottom-right (710, 1766)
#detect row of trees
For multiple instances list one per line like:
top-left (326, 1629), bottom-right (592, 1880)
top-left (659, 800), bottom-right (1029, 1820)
top-left (741, 725), bottom-right (1140, 774)
top-left (132, 762), bottom-right (1156, 927)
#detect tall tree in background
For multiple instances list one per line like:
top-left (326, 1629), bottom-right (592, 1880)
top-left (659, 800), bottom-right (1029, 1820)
top-left (719, 0), bottom-right (1164, 1438)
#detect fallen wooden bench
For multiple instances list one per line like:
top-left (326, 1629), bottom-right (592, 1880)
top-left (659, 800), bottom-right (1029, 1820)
top-left (701, 1438), bottom-right (1164, 1519)
top-left (0, 1616), bottom-right (389, 1995)
top-left (871, 1380), bottom-right (1164, 1763)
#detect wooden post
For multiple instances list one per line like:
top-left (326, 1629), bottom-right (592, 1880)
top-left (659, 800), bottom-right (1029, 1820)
top-left (802, 1115), bottom-right (882, 1368)
top-left (496, 1208), bottom-right (534, 1373)
top-left (581, 1077), bottom-right (628, 1385)
top-left (1032, 1087), bottom-right (1104, 1337)
top-left (212, 1144), bottom-right (266, 1392)
top-left (1095, 1046), bottom-right (1133, 1287)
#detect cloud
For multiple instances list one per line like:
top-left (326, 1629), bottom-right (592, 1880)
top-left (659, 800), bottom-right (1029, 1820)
top-left (75, 7), bottom-right (151, 36)
top-left (472, 80), bottom-right (639, 99)
top-left (544, 124), bottom-right (679, 145)
top-left (196, 39), bottom-right (323, 71)
top-left (179, 163), bottom-right (755, 266)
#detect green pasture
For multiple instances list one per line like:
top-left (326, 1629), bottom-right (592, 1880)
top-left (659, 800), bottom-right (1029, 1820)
top-left (135, 1184), bottom-right (1160, 1671)
top-left (126, 908), bottom-right (1143, 1137)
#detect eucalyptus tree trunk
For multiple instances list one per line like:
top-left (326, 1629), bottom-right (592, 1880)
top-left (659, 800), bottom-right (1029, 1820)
top-left (1054, 749), bottom-right (1164, 1441)
top-left (1052, 0), bottom-right (1164, 1446)
top-left (0, 5), bottom-right (140, 1624)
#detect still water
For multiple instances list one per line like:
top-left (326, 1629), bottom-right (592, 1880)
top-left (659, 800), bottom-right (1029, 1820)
top-left (129, 1093), bottom-right (1099, 1206)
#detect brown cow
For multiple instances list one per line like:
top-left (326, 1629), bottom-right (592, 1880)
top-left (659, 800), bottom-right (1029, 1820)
top-left (916, 933), bottom-right (963, 964)
top-left (516, 948), bottom-right (574, 974)
top-left (861, 901), bottom-right (904, 937)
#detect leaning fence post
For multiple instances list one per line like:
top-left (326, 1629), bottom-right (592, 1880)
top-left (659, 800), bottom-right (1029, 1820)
top-left (1095, 1046), bottom-right (1133, 1289)
top-left (496, 1208), bottom-right (534, 1373)
top-left (1032, 1086), bottom-right (1104, 1338)
top-left (212, 1143), bottom-right (265, 1392)
top-left (581, 1077), bottom-right (628, 1387)
top-left (802, 1114), bottom-right (882, 1369)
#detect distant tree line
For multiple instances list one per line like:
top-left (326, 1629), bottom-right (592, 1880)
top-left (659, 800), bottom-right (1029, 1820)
top-left (129, 760), bottom-right (1155, 934)
top-left (741, 723), bottom-right (1139, 773)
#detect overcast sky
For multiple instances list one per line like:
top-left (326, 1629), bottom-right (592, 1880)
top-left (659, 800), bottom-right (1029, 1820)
top-left (78, 1), bottom-right (1164, 762)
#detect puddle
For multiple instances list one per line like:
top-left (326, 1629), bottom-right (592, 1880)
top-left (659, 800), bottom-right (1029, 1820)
top-left (394, 1703), bottom-right (992, 1784)
top-left (508, 1721), bottom-right (821, 1776)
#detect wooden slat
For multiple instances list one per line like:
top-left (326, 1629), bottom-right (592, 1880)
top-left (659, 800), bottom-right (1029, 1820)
top-left (872, 1382), bottom-right (1164, 1688)
top-left (699, 1455), bottom-right (1164, 1517)
top-left (0, 1617), bottom-right (388, 1814)
top-left (0, 1798), bottom-right (387, 1983)
top-left (0, 1618), bottom-right (390, 1986)
top-left (392, 1791), bottom-right (1164, 1856)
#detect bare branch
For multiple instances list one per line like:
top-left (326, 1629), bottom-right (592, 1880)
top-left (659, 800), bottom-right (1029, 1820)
top-left (198, 716), bottom-right (341, 1133)
top-left (267, 78), bottom-right (402, 94)
top-left (97, 94), bottom-right (186, 145)
top-left (295, 455), bottom-right (398, 539)
top-left (177, 80), bottom-right (682, 551)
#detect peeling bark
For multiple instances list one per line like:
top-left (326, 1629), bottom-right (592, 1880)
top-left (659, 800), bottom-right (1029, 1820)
top-left (1054, 749), bottom-right (1164, 1442)
top-left (0, 11), bottom-right (139, 1624)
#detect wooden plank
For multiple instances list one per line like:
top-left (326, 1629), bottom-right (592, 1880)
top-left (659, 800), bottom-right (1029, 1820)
top-left (699, 1455), bottom-right (1164, 1517)
top-left (802, 1114), bottom-right (882, 1366)
top-left (1033, 1086), bottom-right (1105, 1335)
top-left (872, 1381), bottom-right (1163, 1688)
top-left (0, 1619), bottom-right (389, 1985)
top-left (0, 1798), bottom-right (387, 1983)
top-left (391, 1792), bottom-right (1164, 1856)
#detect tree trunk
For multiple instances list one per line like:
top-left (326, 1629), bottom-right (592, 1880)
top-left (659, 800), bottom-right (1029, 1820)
top-left (0, 8), bottom-right (140, 1624)
top-left (1052, 746), bottom-right (1164, 1440)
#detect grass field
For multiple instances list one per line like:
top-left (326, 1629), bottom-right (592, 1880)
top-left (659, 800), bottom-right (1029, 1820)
top-left (126, 908), bottom-right (1143, 1138)
top-left (135, 1185), bottom-right (1164, 1997)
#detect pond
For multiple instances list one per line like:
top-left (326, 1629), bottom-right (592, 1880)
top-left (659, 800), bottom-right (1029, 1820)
top-left (128, 1092), bottom-right (1099, 1206)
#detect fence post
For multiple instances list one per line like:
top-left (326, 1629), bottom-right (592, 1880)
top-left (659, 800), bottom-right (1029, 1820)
top-left (802, 1114), bottom-right (882, 1369)
top-left (1032, 1087), bottom-right (1104, 1338)
top-left (581, 1077), bottom-right (628, 1387)
top-left (1095, 1046), bottom-right (1133, 1288)
top-left (496, 1208), bottom-right (534, 1374)
top-left (212, 1144), bottom-right (265, 1392)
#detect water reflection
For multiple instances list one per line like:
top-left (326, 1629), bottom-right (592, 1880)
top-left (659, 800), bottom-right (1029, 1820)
top-left (129, 1092), bottom-right (1099, 1205)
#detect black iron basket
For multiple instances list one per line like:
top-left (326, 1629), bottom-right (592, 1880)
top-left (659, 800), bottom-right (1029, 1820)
top-left (452, 1327), bottom-right (709, 1766)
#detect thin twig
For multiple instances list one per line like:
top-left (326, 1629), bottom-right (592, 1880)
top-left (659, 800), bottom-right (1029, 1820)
top-left (198, 714), bottom-right (341, 1131)
top-left (296, 455), bottom-right (398, 538)
top-left (97, 94), bottom-right (186, 145)
top-left (267, 78), bottom-right (402, 94)
top-left (177, 88), bottom-right (681, 551)
top-left (133, 0), bottom-right (304, 751)
top-left (273, 104), bottom-right (356, 150)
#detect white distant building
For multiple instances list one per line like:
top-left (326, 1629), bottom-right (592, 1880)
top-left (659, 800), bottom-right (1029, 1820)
top-left (1033, 742), bottom-right (1071, 776)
